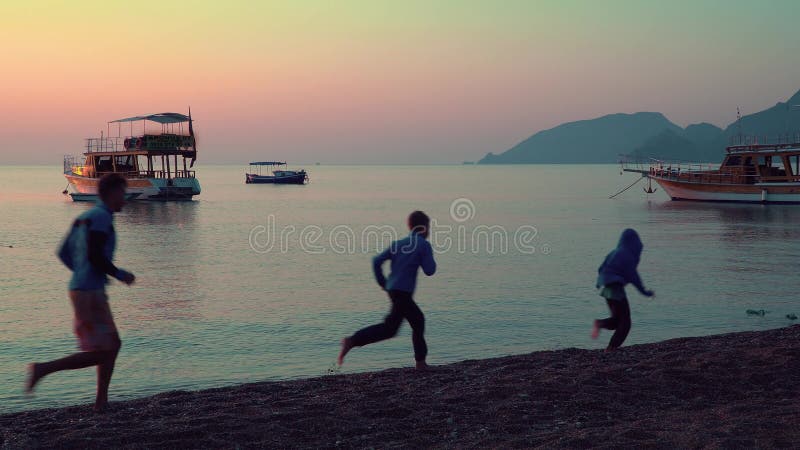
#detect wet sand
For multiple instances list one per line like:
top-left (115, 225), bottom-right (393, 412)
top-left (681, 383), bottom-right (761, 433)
top-left (2, 326), bottom-right (799, 449)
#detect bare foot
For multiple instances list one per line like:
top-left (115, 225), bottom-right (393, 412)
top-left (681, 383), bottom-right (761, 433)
top-left (591, 320), bottom-right (600, 340)
top-left (338, 338), bottom-right (354, 365)
top-left (604, 347), bottom-right (616, 353)
top-left (25, 363), bottom-right (41, 394)
top-left (93, 402), bottom-right (110, 413)
top-left (415, 361), bottom-right (429, 370)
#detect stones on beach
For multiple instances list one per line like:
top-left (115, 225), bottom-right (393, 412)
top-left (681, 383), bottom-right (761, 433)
top-left (745, 310), bottom-right (798, 319)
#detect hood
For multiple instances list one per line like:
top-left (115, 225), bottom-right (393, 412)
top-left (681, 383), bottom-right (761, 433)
top-left (617, 228), bottom-right (643, 262)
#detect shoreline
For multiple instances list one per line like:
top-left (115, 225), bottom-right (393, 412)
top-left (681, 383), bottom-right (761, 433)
top-left (2, 325), bottom-right (799, 448)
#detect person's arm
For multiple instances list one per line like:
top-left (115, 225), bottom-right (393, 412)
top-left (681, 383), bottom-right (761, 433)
top-left (626, 264), bottom-right (653, 297)
top-left (57, 237), bottom-right (75, 271)
top-left (88, 231), bottom-right (134, 284)
top-left (372, 247), bottom-right (391, 289)
top-left (88, 231), bottom-right (119, 277)
top-left (420, 241), bottom-right (436, 276)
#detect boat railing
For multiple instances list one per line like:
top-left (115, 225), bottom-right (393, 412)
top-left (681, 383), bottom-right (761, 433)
top-left (618, 155), bottom-right (649, 174)
top-left (63, 155), bottom-right (76, 174)
top-left (644, 159), bottom-right (800, 184)
top-left (729, 133), bottom-right (800, 147)
top-left (93, 169), bottom-right (196, 179)
top-left (620, 155), bottom-right (718, 175)
top-left (85, 137), bottom-right (122, 153)
top-left (650, 167), bottom-right (759, 185)
top-left (85, 135), bottom-right (195, 153)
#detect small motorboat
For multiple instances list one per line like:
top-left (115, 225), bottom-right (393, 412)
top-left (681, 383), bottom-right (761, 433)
top-left (245, 161), bottom-right (308, 184)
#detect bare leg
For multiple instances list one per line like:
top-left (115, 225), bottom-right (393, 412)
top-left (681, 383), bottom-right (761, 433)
top-left (27, 351), bottom-right (109, 393)
top-left (94, 337), bottom-right (121, 411)
top-left (338, 338), bottom-right (354, 366)
top-left (591, 320), bottom-right (600, 340)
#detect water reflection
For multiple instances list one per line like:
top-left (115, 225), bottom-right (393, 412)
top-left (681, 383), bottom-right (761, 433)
top-left (652, 201), bottom-right (800, 277)
top-left (120, 201), bottom-right (199, 227)
top-left (654, 201), bottom-right (800, 241)
top-left (115, 202), bottom-right (201, 322)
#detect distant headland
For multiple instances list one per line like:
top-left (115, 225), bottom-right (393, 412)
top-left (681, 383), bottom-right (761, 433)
top-left (479, 88), bottom-right (800, 164)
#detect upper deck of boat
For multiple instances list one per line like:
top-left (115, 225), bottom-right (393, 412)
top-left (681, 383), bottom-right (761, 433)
top-left (81, 133), bottom-right (197, 157)
top-left (726, 133), bottom-right (800, 156)
top-left (83, 112), bottom-right (197, 157)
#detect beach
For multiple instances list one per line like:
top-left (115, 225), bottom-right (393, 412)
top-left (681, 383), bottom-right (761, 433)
top-left (2, 325), bottom-right (798, 449)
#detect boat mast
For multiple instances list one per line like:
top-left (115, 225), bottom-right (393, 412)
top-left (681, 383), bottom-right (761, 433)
top-left (736, 107), bottom-right (742, 145)
top-left (188, 106), bottom-right (197, 168)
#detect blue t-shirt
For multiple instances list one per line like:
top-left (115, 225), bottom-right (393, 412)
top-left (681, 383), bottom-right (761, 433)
top-left (68, 203), bottom-right (116, 291)
top-left (372, 232), bottom-right (437, 293)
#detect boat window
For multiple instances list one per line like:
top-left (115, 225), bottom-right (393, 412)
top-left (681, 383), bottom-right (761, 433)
top-left (770, 157), bottom-right (788, 177)
top-left (743, 157), bottom-right (753, 166)
top-left (96, 156), bottom-right (113, 172)
top-left (724, 156), bottom-right (741, 166)
top-left (115, 155), bottom-right (134, 172)
top-left (791, 155), bottom-right (800, 176)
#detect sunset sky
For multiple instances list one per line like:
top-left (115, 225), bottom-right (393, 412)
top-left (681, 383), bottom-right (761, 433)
top-left (1, 0), bottom-right (799, 164)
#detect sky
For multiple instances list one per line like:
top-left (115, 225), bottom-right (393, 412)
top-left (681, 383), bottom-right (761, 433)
top-left (1, 0), bottom-right (799, 164)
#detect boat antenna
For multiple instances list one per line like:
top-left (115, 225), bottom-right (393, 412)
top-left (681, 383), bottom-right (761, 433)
top-left (736, 107), bottom-right (742, 144)
top-left (188, 106), bottom-right (197, 168)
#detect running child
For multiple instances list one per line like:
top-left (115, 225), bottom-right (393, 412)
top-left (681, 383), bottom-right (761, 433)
top-left (338, 210), bottom-right (437, 369)
top-left (592, 228), bottom-right (654, 351)
top-left (26, 173), bottom-right (136, 411)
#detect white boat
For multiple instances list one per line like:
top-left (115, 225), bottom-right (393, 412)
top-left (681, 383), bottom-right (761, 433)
top-left (622, 134), bottom-right (800, 204)
top-left (64, 111), bottom-right (202, 201)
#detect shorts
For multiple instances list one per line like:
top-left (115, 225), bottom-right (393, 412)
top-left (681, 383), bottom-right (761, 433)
top-left (599, 283), bottom-right (627, 301)
top-left (69, 290), bottom-right (119, 352)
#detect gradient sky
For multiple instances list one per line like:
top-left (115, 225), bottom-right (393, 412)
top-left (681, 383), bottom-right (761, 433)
top-left (1, 0), bottom-right (799, 164)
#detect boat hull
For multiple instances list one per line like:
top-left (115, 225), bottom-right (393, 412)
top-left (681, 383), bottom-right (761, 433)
top-left (70, 192), bottom-right (142, 202)
top-left (245, 173), bottom-right (307, 184)
top-left (65, 175), bottom-right (201, 201)
top-left (653, 177), bottom-right (800, 204)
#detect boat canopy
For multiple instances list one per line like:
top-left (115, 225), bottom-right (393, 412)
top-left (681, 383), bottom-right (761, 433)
top-left (250, 161), bottom-right (287, 165)
top-left (109, 113), bottom-right (191, 124)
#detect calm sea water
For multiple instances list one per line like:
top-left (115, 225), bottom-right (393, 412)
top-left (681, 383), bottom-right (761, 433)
top-left (2, 164), bottom-right (799, 413)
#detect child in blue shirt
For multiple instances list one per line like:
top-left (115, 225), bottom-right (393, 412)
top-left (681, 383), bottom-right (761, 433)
top-left (338, 211), bottom-right (437, 369)
top-left (27, 174), bottom-right (135, 412)
top-left (592, 228), bottom-right (654, 351)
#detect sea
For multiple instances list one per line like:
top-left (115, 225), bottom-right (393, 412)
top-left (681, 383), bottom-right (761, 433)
top-left (2, 164), bottom-right (799, 413)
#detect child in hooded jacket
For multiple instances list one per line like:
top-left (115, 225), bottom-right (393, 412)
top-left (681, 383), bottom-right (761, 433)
top-left (592, 228), bottom-right (654, 350)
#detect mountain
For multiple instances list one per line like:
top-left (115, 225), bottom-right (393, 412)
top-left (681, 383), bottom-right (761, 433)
top-left (722, 89), bottom-right (800, 139)
top-left (479, 112), bottom-right (682, 164)
top-left (479, 88), bottom-right (800, 164)
top-left (684, 122), bottom-right (725, 144)
top-left (630, 122), bottom-right (725, 162)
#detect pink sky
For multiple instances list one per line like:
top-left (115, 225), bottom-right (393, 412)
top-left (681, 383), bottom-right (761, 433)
top-left (1, 1), bottom-right (798, 164)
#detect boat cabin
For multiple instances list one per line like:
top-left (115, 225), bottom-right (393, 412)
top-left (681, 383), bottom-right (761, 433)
top-left (66, 112), bottom-right (198, 181)
top-left (719, 142), bottom-right (800, 183)
top-left (646, 135), bottom-right (800, 185)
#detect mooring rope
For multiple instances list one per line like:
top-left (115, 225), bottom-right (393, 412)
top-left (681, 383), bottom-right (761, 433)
top-left (609, 175), bottom-right (646, 199)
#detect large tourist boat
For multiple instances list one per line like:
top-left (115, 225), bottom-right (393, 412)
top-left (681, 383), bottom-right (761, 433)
top-left (63, 111), bottom-right (201, 201)
top-left (623, 134), bottom-right (800, 203)
top-left (245, 161), bottom-right (308, 184)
